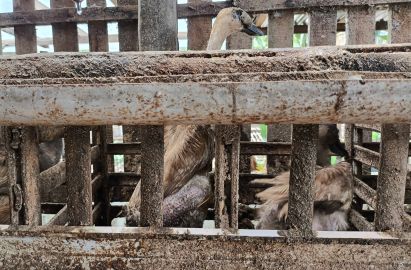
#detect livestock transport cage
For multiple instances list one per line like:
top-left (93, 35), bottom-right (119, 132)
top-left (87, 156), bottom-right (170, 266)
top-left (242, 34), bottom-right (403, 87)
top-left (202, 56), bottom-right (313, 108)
top-left (0, 0), bottom-right (410, 268)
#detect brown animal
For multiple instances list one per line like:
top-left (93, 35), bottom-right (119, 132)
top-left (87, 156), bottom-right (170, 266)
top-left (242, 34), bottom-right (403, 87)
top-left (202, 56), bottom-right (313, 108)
top-left (125, 7), bottom-right (263, 227)
top-left (255, 161), bottom-right (353, 231)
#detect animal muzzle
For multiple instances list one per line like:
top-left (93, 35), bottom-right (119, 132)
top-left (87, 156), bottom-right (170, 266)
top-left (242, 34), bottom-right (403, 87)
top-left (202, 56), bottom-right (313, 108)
top-left (242, 24), bottom-right (264, 36)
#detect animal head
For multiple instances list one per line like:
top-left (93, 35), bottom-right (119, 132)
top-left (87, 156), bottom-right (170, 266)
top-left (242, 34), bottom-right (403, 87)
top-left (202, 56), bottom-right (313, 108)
top-left (208, 8), bottom-right (263, 50)
top-left (319, 124), bottom-right (349, 159)
top-left (216, 7), bottom-right (264, 36)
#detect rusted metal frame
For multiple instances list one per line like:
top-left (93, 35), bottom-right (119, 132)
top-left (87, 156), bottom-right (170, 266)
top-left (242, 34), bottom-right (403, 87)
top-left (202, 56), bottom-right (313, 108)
top-left (4, 128), bottom-right (22, 225)
top-left (0, 226), bottom-right (410, 269)
top-left (1, 45), bottom-right (411, 79)
top-left (354, 124), bottom-right (381, 132)
top-left (2, 79), bottom-right (411, 125)
top-left (99, 126), bottom-right (112, 225)
top-left (9, 0), bottom-right (40, 227)
top-left (214, 125), bottom-right (241, 229)
top-left (234, 0), bottom-right (411, 12)
top-left (88, 0), bottom-right (109, 226)
top-left (118, 0), bottom-right (140, 174)
top-left (349, 209), bottom-right (375, 231)
top-left (240, 142), bottom-right (291, 156)
top-left (187, 0), bottom-right (212, 51)
top-left (20, 128), bottom-right (41, 225)
top-left (347, 5), bottom-right (376, 45)
top-left (65, 127), bottom-right (92, 226)
top-left (239, 125), bottom-right (252, 173)
top-left (354, 145), bottom-right (380, 169)
top-left (266, 10), bottom-right (293, 175)
top-left (390, 2), bottom-right (411, 44)
top-left (354, 176), bottom-right (377, 209)
top-left (47, 204), bottom-right (68, 226)
top-left (287, 125), bottom-right (318, 235)
top-left (137, 0), bottom-right (177, 227)
top-left (88, 0), bottom-right (109, 52)
top-left (375, 124), bottom-right (410, 231)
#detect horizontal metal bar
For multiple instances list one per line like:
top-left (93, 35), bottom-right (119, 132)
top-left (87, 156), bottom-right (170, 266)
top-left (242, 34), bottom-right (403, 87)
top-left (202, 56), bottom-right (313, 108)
top-left (234, 0), bottom-right (411, 12)
top-left (107, 143), bottom-right (141, 155)
top-left (0, 226), bottom-right (409, 268)
top-left (0, 79), bottom-right (411, 125)
top-left (1, 45), bottom-right (410, 80)
top-left (354, 176), bottom-right (377, 209)
top-left (0, 1), bottom-right (401, 28)
top-left (355, 124), bottom-right (381, 132)
top-left (354, 145), bottom-right (380, 168)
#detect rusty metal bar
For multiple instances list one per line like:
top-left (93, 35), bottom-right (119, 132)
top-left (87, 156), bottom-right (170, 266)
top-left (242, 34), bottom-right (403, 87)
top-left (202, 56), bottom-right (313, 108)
top-left (349, 209), bottom-right (375, 231)
top-left (354, 124), bottom-right (381, 132)
top-left (234, 0), bottom-right (411, 12)
top-left (47, 205), bottom-right (67, 226)
top-left (214, 125), bottom-right (241, 229)
top-left (118, 0), bottom-right (140, 174)
top-left (0, 226), bottom-right (409, 269)
top-left (309, 7), bottom-right (337, 46)
top-left (354, 176), bottom-right (377, 209)
top-left (266, 10), bottom-right (293, 175)
top-left (137, 0), bottom-right (177, 228)
top-left (65, 127), bottom-right (92, 226)
top-left (1, 45), bottom-right (411, 79)
top-left (1, 79), bottom-right (411, 125)
top-left (287, 125), bottom-right (318, 235)
top-left (20, 127), bottom-right (41, 225)
top-left (375, 124), bottom-right (410, 231)
top-left (88, 0), bottom-right (108, 52)
top-left (139, 126), bottom-right (164, 227)
top-left (188, 0), bottom-right (212, 51)
top-left (391, 3), bottom-right (411, 44)
top-left (347, 6), bottom-right (376, 45)
top-left (354, 145), bottom-right (380, 169)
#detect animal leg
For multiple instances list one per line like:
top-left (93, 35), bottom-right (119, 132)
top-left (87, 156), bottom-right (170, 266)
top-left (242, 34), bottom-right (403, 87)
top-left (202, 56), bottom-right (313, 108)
top-left (127, 174), bottom-right (211, 227)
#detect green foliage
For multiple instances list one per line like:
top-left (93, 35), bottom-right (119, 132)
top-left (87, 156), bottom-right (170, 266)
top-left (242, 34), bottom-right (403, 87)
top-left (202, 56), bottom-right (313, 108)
top-left (375, 30), bottom-right (389, 45)
top-left (293, 33), bottom-right (308, 48)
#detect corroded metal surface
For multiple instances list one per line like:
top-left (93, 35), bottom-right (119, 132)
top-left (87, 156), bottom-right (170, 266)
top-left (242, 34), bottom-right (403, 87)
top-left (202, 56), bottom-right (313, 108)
top-left (0, 226), bottom-right (409, 269)
top-left (0, 79), bottom-right (411, 125)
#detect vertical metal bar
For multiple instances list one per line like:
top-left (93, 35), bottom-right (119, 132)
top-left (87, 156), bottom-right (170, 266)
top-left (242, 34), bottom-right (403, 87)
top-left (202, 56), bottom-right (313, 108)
top-left (288, 8), bottom-right (337, 233)
top-left (214, 125), bottom-right (240, 229)
top-left (346, 6), bottom-right (376, 177)
top-left (20, 128), bottom-right (41, 225)
top-left (267, 11), bottom-right (293, 175)
top-left (118, 0), bottom-right (139, 52)
top-left (88, 0), bottom-right (108, 52)
top-left (51, 0), bottom-right (88, 225)
top-left (139, 126), bottom-right (164, 227)
top-left (268, 10), bottom-right (294, 48)
top-left (118, 0), bottom-right (141, 173)
top-left (287, 125), bottom-right (318, 234)
top-left (391, 3), bottom-right (411, 44)
top-left (187, 0), bottom-right (212, 51)
top-left (65, 127), bottom-right (92, 226)
top-left (13, 0), bottom-right (36, 55)
top-left (5, 127), bottom-right (21, 225)
top-left (309, 7), bottom-right (337, 46)
top-left (375, 124), bottom-right (410, 231)
top-left (375, 3), bottom-right (411, 232)
top-left (51, 0), bottom-right (79, 52)
top-left (13, 0), bottom-right (41, 226)
top-left (347, 6), bottom-right (375, 45)
top-left (138, 0), bottom-right (177, 227)
top-left (88, 0), bottom-right (109, 225)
